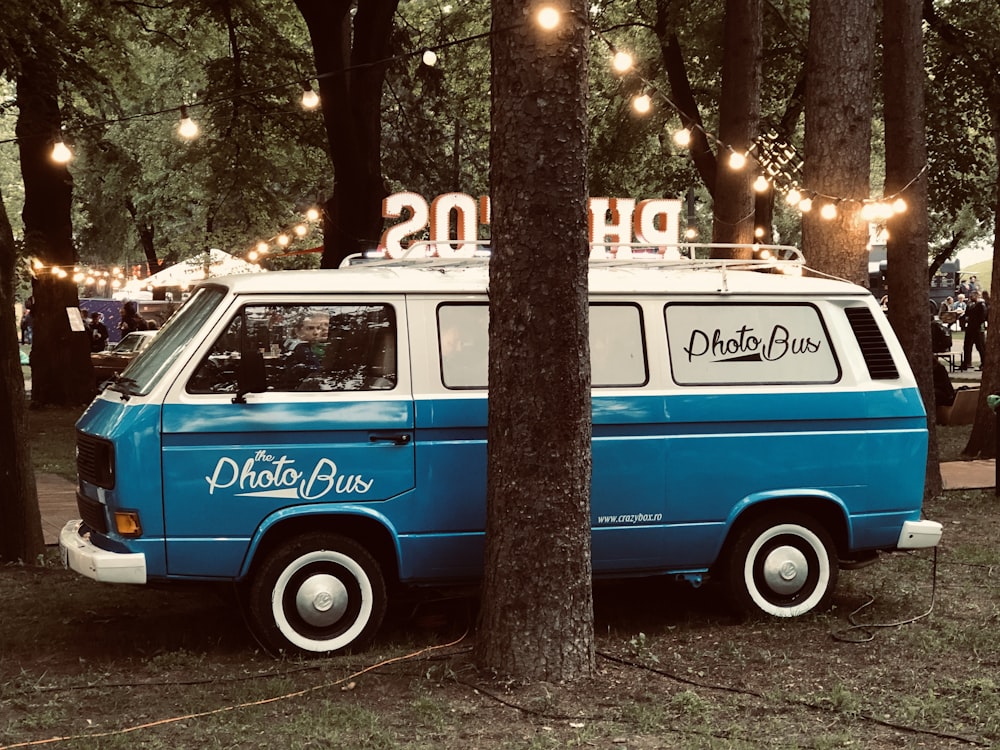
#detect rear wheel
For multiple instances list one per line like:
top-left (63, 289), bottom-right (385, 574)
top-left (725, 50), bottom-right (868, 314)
top-left (248, 533), bottom-right (386, 656)
top-left (724, 512), bottom-right (838, 618)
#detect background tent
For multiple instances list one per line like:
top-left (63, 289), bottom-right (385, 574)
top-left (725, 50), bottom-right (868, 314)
top-left (132, 248), bottom-right (263, 289)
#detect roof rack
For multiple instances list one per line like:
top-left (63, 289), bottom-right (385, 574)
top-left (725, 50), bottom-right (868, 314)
top-left (341, 240), bottom-right (805, 272)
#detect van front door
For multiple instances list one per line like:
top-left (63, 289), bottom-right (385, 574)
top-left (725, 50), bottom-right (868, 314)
top-left (160, 299), bottom-right (414, 578)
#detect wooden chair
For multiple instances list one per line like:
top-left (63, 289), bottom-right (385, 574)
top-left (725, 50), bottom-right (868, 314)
top-left (937, 387), bottom-right (979, 426)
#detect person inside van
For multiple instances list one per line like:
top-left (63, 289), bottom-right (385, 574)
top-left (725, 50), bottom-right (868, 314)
top-left (282, 310), bottom-right (330, 376)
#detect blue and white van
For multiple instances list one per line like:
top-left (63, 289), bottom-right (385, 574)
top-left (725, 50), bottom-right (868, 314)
top-left (61, 250), bottom-right (941, 655)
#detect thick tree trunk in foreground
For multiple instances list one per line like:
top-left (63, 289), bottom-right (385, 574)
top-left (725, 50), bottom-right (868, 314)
top-left (0, 192), bottom-right (44, 564)
top-left (883, 0), bottom-right (941, 495)
top-left (475, 0), bottom-right (594, 682)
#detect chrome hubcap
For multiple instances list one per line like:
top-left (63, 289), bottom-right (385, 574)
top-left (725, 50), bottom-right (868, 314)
top-left (295, 573), bottom-right (349, 628)
top-left (761, 545), bottom-right (808, 595)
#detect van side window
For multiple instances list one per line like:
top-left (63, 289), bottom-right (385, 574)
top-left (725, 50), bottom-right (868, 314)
top-left (437, 303), bottom-right (648, 389)
top-left (591, 304), bottom-right (648, 387)
top-left (439, 304), bottom-right (489, 389)
top-left (187, 303), bottom-right (397, 393)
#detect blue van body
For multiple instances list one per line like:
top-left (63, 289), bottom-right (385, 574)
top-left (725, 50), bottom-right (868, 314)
top-left (62, 255), bottom-right (940, 655)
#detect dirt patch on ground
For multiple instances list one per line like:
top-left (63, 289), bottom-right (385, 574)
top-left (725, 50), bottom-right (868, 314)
top-left (2, 487), bottom-right (998, 749)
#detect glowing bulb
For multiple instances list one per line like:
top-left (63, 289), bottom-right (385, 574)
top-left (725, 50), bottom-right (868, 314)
top-left (753, 175), bottom-right (770, 193)
top-left (301, 86), bottom-right (320, 110)
top-left (612, 51), bottom-right (633, 73)
top-left (893, 197), bottom-right (907, 213)
top-left (422, 49), bottom-right (438, 67)
top-left (820, 203), bottom-right (838, 220)
top-left (673, 128), bottom-right (691, 147)
top-left (728, 150), bottom-right (746, 170)
top-left (684, 227), bottom-right (698, 239)
top-left (754, 227), bottom-right (766, 239)
top-left (785, 188), bottom-right (802, 205)
top-left (277, 234), bottom-right (290, 247)
top-left (248, 250), bottom-right (259, 262)
top-left (177, 107), bottom-right (199, 140)
top-left (256, 241), bottom-right (269, 254)
top-left (306, 207), bottom-right (320, 222)
top-left (537, 6), bottom-right (560, 29)
top-left (51, 140), bottom-right (72, 164)
top-left (294, 223), bottom-right (308, 237)
top-left (111, 279), bottom-right (121, 289)
top-left (798, 197), bottom-right (813, 212)
top-left (73, 272), bottom-right (85, 283)
top-left (632, 94), bottom-right (652, 114)
top-left (860, 203), bottom-right (877, 221)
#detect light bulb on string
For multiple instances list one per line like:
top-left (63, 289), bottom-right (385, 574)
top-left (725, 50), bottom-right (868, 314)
top-left (728, 150), bottom-right (747, 170)
top-left (537, 6), bottom-right (560, 29)
top-left (301, 85), bottom-right (320, 110)
top-left (277, 234), bottom-right (290, 247)
top-left (422, 49), bottom-right (439, 67)
top-left (752, 175), bottom-right (770, 193)
top-left (256, 241), bottom-right (269, 254)
top-left (785, 187), bottom-right (802, 206)
top-left (632, 94), bottom-right (652, 114)
top-left (893, 197), bottom-right (907, 214)
top-left (177, 106), bottom-right (199, 140)
top-left (51, 139), bottom-right (73, 164)
top-left (820, 202), bottom-right (838, 220)
top-left (306, 207), bottom-right (320, 222)
top-left (611, 51), bottom-right (633, 73)
top-left (294, 223), bottom-right (308, 237)
top-left (798, 197), bottom-right (813, 213)
top-left (673, 128), bottom-right (691, 147)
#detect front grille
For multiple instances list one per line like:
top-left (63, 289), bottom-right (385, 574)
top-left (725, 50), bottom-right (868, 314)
top-left (77, 492), bottom-right (109, 534)
top-left (76, 431), bottom-right (115, 489)
top-left (845, 307), bottom-right (899, 380)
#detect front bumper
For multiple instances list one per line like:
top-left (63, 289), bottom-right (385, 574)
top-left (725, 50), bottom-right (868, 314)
top-left (59, 520), bottom-right (147, 584)
top-left (896, 519), bottom-right (943, 549)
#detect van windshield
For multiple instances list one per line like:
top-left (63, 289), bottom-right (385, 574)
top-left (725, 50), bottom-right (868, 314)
top-left (108, 286), bottom-right (228, 397)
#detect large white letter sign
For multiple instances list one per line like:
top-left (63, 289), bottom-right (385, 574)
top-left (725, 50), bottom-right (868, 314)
top-left (589, 198), bottom-right (636, 258)
top-left (381, 192), bottom-right (429, 258)
top-left (635, 199), bottom-right (682, 249)
top-left (430, 193), bottom-right (480, 256)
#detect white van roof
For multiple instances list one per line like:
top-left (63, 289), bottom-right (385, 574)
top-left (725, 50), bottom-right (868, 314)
top-left (205, 257), bottom-right (870, 298)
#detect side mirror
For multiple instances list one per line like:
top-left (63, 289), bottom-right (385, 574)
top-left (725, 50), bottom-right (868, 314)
top-left (233, 349), bottom-right (267, 404)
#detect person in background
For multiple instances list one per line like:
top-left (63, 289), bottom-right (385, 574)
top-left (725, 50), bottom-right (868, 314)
top-left (20, 309), bottom-right (32, 344)
top-left (961, 290), bottom-right (987, 370)
top-left (953, 293), bottom-right (968, 331)
top-left (90, 311), bottom-right (109, 352)
top-left (282, 310), bottom-right (330, 372)
top-left (119, 300), bottom-right (146, 336)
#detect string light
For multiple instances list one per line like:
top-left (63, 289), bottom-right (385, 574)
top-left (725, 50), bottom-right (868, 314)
top-left (820, 202), bottom-right (838, 220)
top-left (537, 6), bottom-right (560, 30)
top-left (177, 106), bottom-right (199, 140)
top-left (422, 49), bottom-right (438, 67)
top-left (300, 85), bottom-right (320, 110)
top-left (632, 94), bottom-right (652, 114)
top-left (51, 139), bottom-right (73, 164)
top-left (305, 207), bottom-right (320, 222)
top-left (728, 150), bottom-right (747, 170)
top-left (611, 51), bottom-right (634, 73)
top-left (673, 128), bottom-right (691, 147)
top-left (752, 175), bottom-right (770, 193)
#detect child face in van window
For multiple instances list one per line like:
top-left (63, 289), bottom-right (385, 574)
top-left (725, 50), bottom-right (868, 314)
top-left (296, 313), bottom-right (329, 343)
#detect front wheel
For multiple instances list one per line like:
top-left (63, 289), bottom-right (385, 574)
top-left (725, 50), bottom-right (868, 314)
top-left (723, 512), bottom-right (838, 618)
top-left (248, 533), bottom-right (386, 656)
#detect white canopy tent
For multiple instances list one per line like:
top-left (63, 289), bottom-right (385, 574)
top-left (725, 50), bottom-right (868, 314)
top-left (125, 248), bottom-right (263, 291)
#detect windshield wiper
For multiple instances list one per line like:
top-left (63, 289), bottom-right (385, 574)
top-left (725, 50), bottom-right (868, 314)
top-left (109, 375), bottom-right (139, 401)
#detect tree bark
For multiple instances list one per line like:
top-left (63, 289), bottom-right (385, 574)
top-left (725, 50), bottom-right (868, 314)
top-left (0, 190), bottom-right (44, 564)
top-left (712, 0), bottom-right (761, 252)
top-left (801, 0), bottom-right (876, 283)
top-left (16, 52), bottom-right (94, 407)
top-left (883, 0), bottom-right (941, 495)
top-left (294, 0), bottom-right (399, 269)
top-left (475, 0), bottom-right (594, 682)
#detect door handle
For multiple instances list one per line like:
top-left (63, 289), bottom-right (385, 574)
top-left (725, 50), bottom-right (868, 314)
top-left (369, 433), bottom-right (412, 446)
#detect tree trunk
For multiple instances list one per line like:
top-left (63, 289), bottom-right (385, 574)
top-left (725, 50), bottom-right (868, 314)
top-left (801, 0), bottom-right (876, 283)
top-left (712, 0), bottom-right (761, 252)
top-left (883, 0), bottom-right (941, 496)
top-left (16, 55), bottom-right (94, 407)
top-left (294, 0), bottom-right (398, 269)
top-left (475, 0), bottom-right (594, 682)
top-left (0, 191), bottom-right (44, 564)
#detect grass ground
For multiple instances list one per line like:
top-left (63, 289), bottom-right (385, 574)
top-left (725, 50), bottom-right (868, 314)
top-left (3, 407), bottom-right (996, 749)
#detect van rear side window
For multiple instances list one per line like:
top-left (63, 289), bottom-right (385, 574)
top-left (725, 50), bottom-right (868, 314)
top-left (436, 302), bottom-right (649, 388)
top-left (187, 303), bottom-right (396, 393)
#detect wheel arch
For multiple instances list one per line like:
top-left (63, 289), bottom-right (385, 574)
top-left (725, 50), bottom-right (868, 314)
top-left (719, 492), bottom-right (850, 565)
top-left (241, 510), bottom-right (401, 588)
